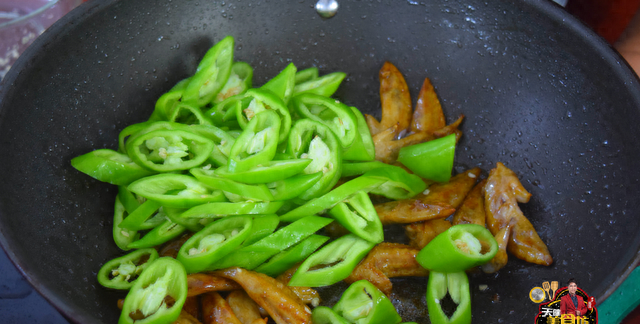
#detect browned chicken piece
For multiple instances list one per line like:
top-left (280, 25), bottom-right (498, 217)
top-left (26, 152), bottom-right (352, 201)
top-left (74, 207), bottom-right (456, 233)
top-left (182, 296), bottom-right (201, 320)
top-left (373, 115), bottom-right (464, 164)
top-left (276, 266), bottom-right (322, 307)
top-left (372, 125), bottom-right (398, 163)
top-left (375, 199), bottom-right (455, 225)
top-left (376, 168), bottom-right (480, 225)
top-left (257, 306), bottom-right (269, 318)
top-left (345, 243), bottom-right (428, 296)
top-left (159, 233), bottom-right (193, 258)
top-left (214, 267), bottom-right (312, 324)
top-left (484, 162), bottom-right (553, 266)
top-left (375, 130), bottom-right (434, 164)
top-left (202, 292), bottom-right (243, 324)
top-left (420, 167), bottom-right (481, 208)
top-left (482, 218), bottom-right (517, 274)
top-left (432, 115), bottom-right (464, 139)
top-left (187, 273), bottom-right (241, 297)
top-left (410, 77), bottom-right (445, 134)
top-left (174, 310), bottom-right (203, 324)
top-left (405, 218), bottom-right (453, 249)
top-left (379, 62), bottom-right (413, 137)
top-left (286, 287), bottom-right (321, 308)
top-left (452, 179), bottom-right (487, 226)
top-left (227, 290), bottom-right (268, 324)
top-left (365, 114), bottom-right (383, 136)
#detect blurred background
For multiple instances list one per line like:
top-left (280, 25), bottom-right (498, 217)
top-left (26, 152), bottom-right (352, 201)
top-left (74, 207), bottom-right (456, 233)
top-left (0, 0), bottom-right (638, 323)
top-left (0, 0), bottom-right (82, 79)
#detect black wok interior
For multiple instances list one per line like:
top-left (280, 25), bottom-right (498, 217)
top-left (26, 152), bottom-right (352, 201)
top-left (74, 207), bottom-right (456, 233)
top-left (1, 0), bottom-right (639, 323)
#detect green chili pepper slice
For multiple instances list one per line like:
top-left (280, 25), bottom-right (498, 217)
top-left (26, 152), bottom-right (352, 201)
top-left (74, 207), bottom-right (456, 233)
top-left (118, 121), bottom-right (164, 155)
top-left (260, 62), bottom-right (297, 105)
top-left (163, 207), bottom-right (202, 232)
top-left (426, 271), bottom-right (471, 324)
top-left (118, 186), bottom-right (142, 214)
top-left (71, 149), bottom-right (156, 185)
top-left (242, 214), bottom-right (280, 246)
top-left (222, 98), bottom-right (241, 122)
top-left (182, 36), bottom-right (234, 106)
top-left (187, 124), bottom-right (236, 167)
top-left (274, 200), bottom-right (302, 216)
top-left (126, 129), bottom-right (214, 172)
top-left (267, 171), bottom-right (323, 201)
top-left (327, 191), bottom-right (383, 243)
top-left (97, 248), bottom-right (159, 290)
top-left (118, 200), bottom-right (163, 231)
top-left (227, 129), bottom-right (242, 139)
top-left (288, 234), bottom-right (375, 287)
top-left (213, 61), bottom-right (253, 104)
top-left (121, 121), bottom-right (218, 157)
top-left (180, 201), bottom-right (283, 219)
top-left (128, 174), bottom-right (226, 208)
top-left (228, 110), bottom-right (281, 173)
top-left (113, 196), bottom-right (139, 251)
top-left (204, 94), bottom-right (242, 128)
top-left (341, 161), bottom-right (388, 178)
top-left (221, 191), bottom-right (249, 203)
top-left (293, 71), bottom-right (346, 97)
top-left (190, 167), bottom-right (274, 201)
top-left (127, 219), bottom-right (187, 250)
top-left (342, 106), bottom-right (375, 161)
top-left (295, 67), bottom-right (319, 85)
top-left (149, 78), bottom-right (191, 122)
top-left (312, 306), bottom-right (351, 324)
top-left (287, 118), bottom-right (343, 200)
top-left (290, 94), bottom-right (358, 149)
top-left (416, 224), bottom-right (498, 272)
top-left (279, 175), bottom-right (385, 222)
top-left (333, 280), bottom-right (403, 324)
top-left (236, 88), bottom-right (291, 143)
top-left (209, 215), bottom-right (332, 270)
top-left (255, 234), bottom-right (329, 277)
top-left (214, 159), bottom-right (311, 184)
top-left (397, 133), bottom-right (456, 183)
top-left (139, 212), bottom-right (166, 230)
top-left (119, 257), bottom-right (187, 324)
top-left (177, 216), bottom-right (253, 273)
top-left (168, 102), bottom-right (212, 125)
top-left (120, 121), bottom-right (226, 160)
top-left (363, 165), bottom-right (427, 200)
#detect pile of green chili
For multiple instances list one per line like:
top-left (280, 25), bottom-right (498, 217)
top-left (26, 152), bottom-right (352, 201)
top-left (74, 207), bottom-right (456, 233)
top-left (72, 36), bottom-right (465, 324)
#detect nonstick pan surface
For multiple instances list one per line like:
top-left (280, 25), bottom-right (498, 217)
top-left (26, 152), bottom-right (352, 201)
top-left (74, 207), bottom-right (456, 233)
top-left (1, 0), bottom-right (639, 323)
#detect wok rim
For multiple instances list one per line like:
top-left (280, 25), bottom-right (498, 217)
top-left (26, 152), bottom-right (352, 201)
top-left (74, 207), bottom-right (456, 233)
top-left (0, 2), bottom-right (118, 323)
top-left (0, 0), bottom-right (638, 322)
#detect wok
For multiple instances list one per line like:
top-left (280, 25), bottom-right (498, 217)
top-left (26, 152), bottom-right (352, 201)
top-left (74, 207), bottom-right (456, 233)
top-left (1, 0), bottom-right (639, 323)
